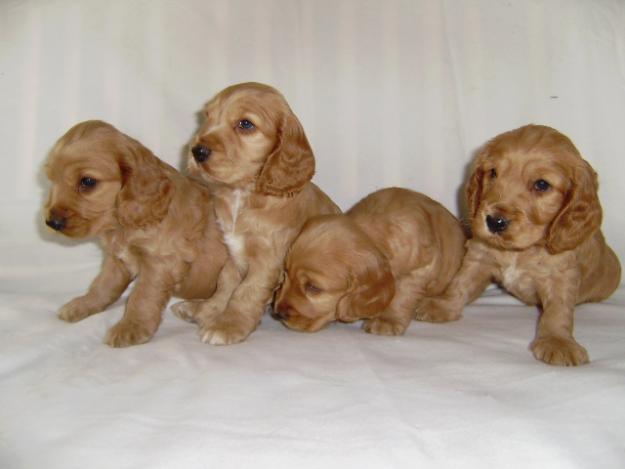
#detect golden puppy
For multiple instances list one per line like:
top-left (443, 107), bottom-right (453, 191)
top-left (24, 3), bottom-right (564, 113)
top-left (44, 120), bottom-right (227, 347)
top-left (273, 188), bottom-right (466, 334)
top-left (416, 124), bottom-right (621, 366)
top-left (171, 82), bottom-right (340, 345)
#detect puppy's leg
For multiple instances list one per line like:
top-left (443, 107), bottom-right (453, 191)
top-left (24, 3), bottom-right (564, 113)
top-left (531, 276), bottom-right (589, 366)
top-left (415, 242), bottom-right (492, 323)
top-left (105, 259), bottom-right (180, 347)
top-left (362, 271), bottom-right (426, 336)
top-left (171, 259), bottom-right (240, 325)
top-left (200, 256), bottom-right (281, 345)
top-left (59, 255), bottom-right (131, 322)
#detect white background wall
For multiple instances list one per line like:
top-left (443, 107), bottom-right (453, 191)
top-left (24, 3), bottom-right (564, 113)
top-left (2, 0), bottom-right (624, 272)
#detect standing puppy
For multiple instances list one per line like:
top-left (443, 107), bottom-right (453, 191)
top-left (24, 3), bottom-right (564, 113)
top-left (274, 188), bottom-right (466, 334)
top-left (45, 120), bottom-right (228, 347)
top-left (416, 125), bottom-right (621, 366)
top-left (171, 83), bottom-right (340, 345)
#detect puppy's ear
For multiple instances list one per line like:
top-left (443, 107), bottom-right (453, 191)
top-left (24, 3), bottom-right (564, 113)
top-left (255, 112), bottom-right (315, 196)
top-left (466, 149), bottom-right (488, 219)
top-left (336, 249), bottom-right (395, 322)
top-left (546, 160), bottom-right (602, 254)
top-left (116, 138), bottom-right (173, 229)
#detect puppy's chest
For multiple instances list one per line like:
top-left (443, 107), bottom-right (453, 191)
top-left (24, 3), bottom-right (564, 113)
top-left (493, 254), bottom-right (541, 303)
top-left (214, 190), bottom-right (250, 261)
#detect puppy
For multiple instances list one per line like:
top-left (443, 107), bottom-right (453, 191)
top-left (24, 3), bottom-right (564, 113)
top-left (416, 124), bottom-right (621, 366)
top-left (171, 82), bottom-right (340, 345)
top-left (273, 187), bottom-right (466, 334)
top-left (44, 120), bottom-right (228, 347)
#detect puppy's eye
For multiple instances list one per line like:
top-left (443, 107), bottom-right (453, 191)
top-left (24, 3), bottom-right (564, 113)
top-left (237, 119), bottom-right (255, 132)
top-left (533, 179), bottom-right (551, 192)
top-left (79, 177), bottom-right (97, 190)
top-left (489, 168), bottom-right (497, 179)
top-left (305, 282), bottom-right (322, 295)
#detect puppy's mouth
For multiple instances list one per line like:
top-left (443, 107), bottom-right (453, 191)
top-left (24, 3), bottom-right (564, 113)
top-left (475, 210), bottom-right (542, 251)
top-left (272, 304), bottom-right (329, 333)
top-left (45, 217), bottom-right (91, 238)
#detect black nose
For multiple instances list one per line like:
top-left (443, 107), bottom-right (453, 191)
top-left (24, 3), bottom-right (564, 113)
top-left (46, 217), bottom-right (66, 231)
top-left (191, 144), bottom-right (212, 163)
top-left (272, 303), bottom-right (291, 321)
top-left (486, 214), bottom-right (509, 233)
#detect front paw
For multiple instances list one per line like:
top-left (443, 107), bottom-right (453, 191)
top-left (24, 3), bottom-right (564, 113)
top-left (362, 317), bottom-right (408, 336)
top-left (171, 299), bottom-right (224, 325)
top-left (531, 336), bottom-right (589, 366)
top-left (105, 319), bottom-right (155, 347)
top-left (58, 297), bottom-right (101, 323)
top-left (414, 297), bottom-right (462, 323)
top-left (170, 300), bottom-right (201, 323)
top-left (199, 314), bottom-right (256, 345)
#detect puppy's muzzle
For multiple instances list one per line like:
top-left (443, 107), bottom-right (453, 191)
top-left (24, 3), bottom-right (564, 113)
top-left (46, 216), bottom-right (66, 231)
top-left (191, 144), bottom-right (212, 163)
top-left (272, 302), bottom-right (292, 321)
top-left (486, 214), bottom-right (509, 233)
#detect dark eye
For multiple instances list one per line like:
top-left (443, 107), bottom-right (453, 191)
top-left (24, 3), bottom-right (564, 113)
top-left (489, 168), bottom-right (497, 179)
top-left (79, 176), bottom-right (97, 190)
top-left (305, 282), bottom-right (322, 295)
top-left (533, 179), bottom-right (551, 192)
top-left (237, 119), bottom-right (255, 131)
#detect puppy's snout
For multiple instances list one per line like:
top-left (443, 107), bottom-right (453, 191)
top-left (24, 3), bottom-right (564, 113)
top-left (191, 144), bottom-right (212, 163)
top-left (486, 214), bottom-right (509, 233)
top-left (272, 302), bottom-right (292, 321)
top-left (46, 216), bottom-right (66, 231)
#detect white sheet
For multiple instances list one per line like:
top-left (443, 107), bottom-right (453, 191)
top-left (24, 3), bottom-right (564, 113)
top-left (1, 0), bottom-right (625, 468)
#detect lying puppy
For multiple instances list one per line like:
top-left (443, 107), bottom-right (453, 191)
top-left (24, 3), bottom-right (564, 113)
top-left (273, 187), bottom-right (466, 334)
top-left (416, 124), bottom-right (621, 366)
top-left (44, 120), bottom-right (227, 347)
top-left (171, 82), bottom-right (340, 345)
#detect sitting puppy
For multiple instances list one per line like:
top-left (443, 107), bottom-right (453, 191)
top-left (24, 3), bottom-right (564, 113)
top-left (171, 82), bottom-right (340, 345)
top-left (416, 124), bottom-right (621, 366)
top-left (44, 120), bottom-right (227, 347)
top-left (273, 187), bottom-right (466, 334)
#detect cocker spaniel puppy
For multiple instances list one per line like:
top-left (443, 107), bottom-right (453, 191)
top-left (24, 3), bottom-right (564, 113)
top-left (44, 120), bottom-right (227, 347)
top-left (171, 82), bottom-right (340, 345)
top-left (416, 124), bottom-right (621, 365)
top-left (273, 188), bottom-right (466, 334)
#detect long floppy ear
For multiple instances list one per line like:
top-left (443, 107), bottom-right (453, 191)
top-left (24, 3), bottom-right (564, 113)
top-left (336, 248), bottom-right (395, 322)
top-left (546, 160), bottom-right (602, 254)
top-left (465, 148), bottom-right (490, 219)
top-left (255, 112), bottom-right (315, 196)
top-left (115, 138), bottom-right (173, 229)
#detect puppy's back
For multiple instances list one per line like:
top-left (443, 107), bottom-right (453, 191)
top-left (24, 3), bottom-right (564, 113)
top-left (348, 187), bottom-right (465, 295)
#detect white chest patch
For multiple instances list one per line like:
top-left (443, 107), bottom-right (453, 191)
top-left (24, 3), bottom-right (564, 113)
top-left (217, 189), bottom-right (248, 263)
top-left (502, 260), bottom-right (521, 286)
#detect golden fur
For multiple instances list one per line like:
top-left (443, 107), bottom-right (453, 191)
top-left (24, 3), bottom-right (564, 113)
top-left (274, 188), bottom-right (466, 334)
top-left (171, 83), bottom-right (340, 344)
top-left (416, 124), bottom-right (621, 365)
top-left (44, 120), bottom-right (228, 347)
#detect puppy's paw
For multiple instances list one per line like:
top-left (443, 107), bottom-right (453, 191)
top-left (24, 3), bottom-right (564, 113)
top-left (58, 297), bottom-right (101, 323)
top-left (362, 317), bottom-right (407, 336)
top-left (171, 299), bottom-right (224, 325)
top-left (105, 319), bottom-right (154, 347)
top-left (199, 314), bottom-right (255, 346)
top-left (170, 300), bottom-right (201, 323)
top-left (531, 336), bottom-right (589, 366)
top-left (414, 297), bottom-right (462, 323)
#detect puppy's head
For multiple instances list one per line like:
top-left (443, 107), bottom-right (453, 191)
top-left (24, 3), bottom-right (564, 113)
top-left (44, 120), bottom-right (172, 238)
top-left (188, 82), bottom-right (315, 196)
top-left (274, 215), bottom-right (395, 332)
top-left (467, 124), bottom-right (601, 253)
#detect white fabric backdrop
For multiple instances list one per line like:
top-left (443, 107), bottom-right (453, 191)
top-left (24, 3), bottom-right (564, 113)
top-left (1, 1), bottom-right (625, 468)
